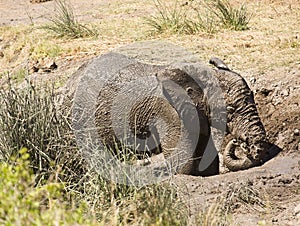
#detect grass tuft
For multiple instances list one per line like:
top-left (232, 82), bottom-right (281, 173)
top-left (207, 0), bottom-right (251, 31)
top-left (41, 0), bottom-right (98, 38)
top-left (222, 181), bottom-right (266, 213)
top-left (0, 75), bottom-right (85, 185)
top-left (145, 0), bottom-right (191, 34)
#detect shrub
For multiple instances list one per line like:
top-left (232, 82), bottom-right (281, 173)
top-left (206, 0), bottom-right (251, 31)
top-left (0, 76), bottom-right (85, 185)
top-left (41, 0), bottom-right (98, 38)
top-left (0, 148), bottom-right (95, 225)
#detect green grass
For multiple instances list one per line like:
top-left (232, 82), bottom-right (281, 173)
top-left (29, 41), bottom-right (62, 60)
top-left (0, 148), bottom-right (96, 225)
top-left (41, 0), bottom-right (98, 38)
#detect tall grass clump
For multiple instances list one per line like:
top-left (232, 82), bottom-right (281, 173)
top-left (42, 0), bottom-right (98, 38)
top-left (0, 75), bottom-right (85, 184)
top-left (77, 173), bottom-right (188, 225)
top-left (145, 0), bottom-right (192, 34)
top-left (185, 9), bottom-right (217, 35)
top-left (206, 0), bottom-right (251, 31)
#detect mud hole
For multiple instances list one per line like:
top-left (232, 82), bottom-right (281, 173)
top-left (175, 68), bottom-right (300, 225)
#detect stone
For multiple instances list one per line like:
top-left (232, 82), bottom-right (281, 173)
top-left (294, 203), bottom-right (300, 216)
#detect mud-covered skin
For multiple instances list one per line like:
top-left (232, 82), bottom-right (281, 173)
top-left (95, 62), bottom-right (219, 176)
top-left (209, 57), bottom-right (270, 171)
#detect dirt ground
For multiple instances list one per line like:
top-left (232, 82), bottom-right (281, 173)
top-left (0, 0), bottom-right (299, 225)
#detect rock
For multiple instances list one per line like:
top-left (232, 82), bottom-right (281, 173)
top-left (259, 87), bottom-right (272, 96)
top-left (281, 89), bottom-right (289, 97)
top-left (249, 77), bottom-right (256, 84)
top-left (0, 51), bottom-right (4, 58)
top-left (29, 59), bottom-right (58, 73)
top-left (294, 129), bottom-right (300, 136)
top-left (43, 61), bottom-right (58, 72)
top-left (294, 203), bottom-right (300, 216)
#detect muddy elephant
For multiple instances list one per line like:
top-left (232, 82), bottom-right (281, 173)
top-left (70, 51), bottom-right (273, 179)
top-left (209, 57), bottom-right (271, 171)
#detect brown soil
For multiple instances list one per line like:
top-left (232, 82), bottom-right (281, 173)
top-left (0, 0), bottom-right (299, 225)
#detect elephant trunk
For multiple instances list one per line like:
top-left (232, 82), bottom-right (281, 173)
top-left (211, 66), bottom-right (269, 171)
top-left (223, 139), bottom-right (256, 171)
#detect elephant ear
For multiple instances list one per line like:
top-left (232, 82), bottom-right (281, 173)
top-left (156, 67), bottom-right (222, 176)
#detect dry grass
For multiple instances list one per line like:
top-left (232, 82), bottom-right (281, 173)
top-left (145, 0), bottom-right (252, 34)
top-left (0, 0), bottom-right (299, 78)
top-left (41, 0), bottom-right (98, 38)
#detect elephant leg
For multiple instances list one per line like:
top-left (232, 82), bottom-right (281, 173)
top-left (196, 137), bottom-right (219, 176)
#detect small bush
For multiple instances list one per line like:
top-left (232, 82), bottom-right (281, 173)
top-left (0, 76), bottom-right (85, 185)
top-left (0, 148), bottom-right (95, 225)
top-left (145, 0), bottom-right (192, 34)
top-left (41, 0), bottom-right (98, 38)
top-left (207, 0), bottom-right (251, 31)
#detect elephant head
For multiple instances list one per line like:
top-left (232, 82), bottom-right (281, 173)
top-left (209, 57), bottom-right (271, 171)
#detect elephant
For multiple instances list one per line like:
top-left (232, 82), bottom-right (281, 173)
top-left (209, 57), bottom-right (271, 171)
top-left (70, 51), bottom-right (274, 180)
